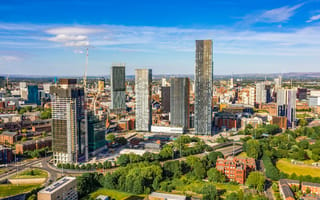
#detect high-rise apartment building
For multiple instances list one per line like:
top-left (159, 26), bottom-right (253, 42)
top-left (255, 82), bottom-right (266, 105)
top-left (111, 65), bottom-right (126, 110)
top-left (277, 88), bottom-right (297, 128)
top-left (50, 79), bottom-right (87, 164)
top-left (194, 40), bottom-right (213, 135)
top-left (135, 69), bottom-right (152, 132)
top-left (161, 86), bottom-right (170, 113)
top-left (274, 75), bottom-right (282, 90)
top-left (170, 77), bottom-right (190, 130)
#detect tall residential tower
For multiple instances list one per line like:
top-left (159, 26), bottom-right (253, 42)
top-left (50, 79), bottom-right (87, 164)
top-left (135, 69), bottom-right (152, 132)
top-left (170, 77), bottom-right (190, 130)
top-left (194, 40), bottom-right (213, 135)
top-left (111, 65), bottom-right (126, 110)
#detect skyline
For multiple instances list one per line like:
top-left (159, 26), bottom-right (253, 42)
top-left (1, 0), bottom-right (320, 76)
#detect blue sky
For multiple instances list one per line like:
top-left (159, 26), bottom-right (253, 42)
top-left (1, 0), bottom-right (320, 76)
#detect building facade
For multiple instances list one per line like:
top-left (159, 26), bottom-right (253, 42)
top-left (135, 69), bottom-right (152, 132)
top-left (194, 40), bottom-right (213, 135)
top-left (111, 65), bottom-right (126, 110)
top-left (27, 85), bottom-right (40, 105)
top-left (216, 156), bottom-right (256, 184)
top-left (50, 79), bottom-right (87, 164)
top-left (161, 86), bottom-right (170, 113)
top-left (87, 112), bottom-right (106, 156)
top-left (170, 77), bottom-right (190, 130)
top-left (277, 88), bottom-right (297, 128)
top-left (38, 177), bottom-right (77, 200)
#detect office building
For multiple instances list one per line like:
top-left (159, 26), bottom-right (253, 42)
top-left (170, 77), bottom-right (190, 130)
top-left (38, 177), bottom-right (77, 200)
top-left (87, 112), bottom-right (106, 156)
top-left (194, 40), bottom-right (213, 135)
top-left (50, 79), bottom-right (87, 164)
top-left (111, 65), bottom-right (126, 110)
top-left (135, 69), bottom-right (152, 132)
top-left (277, 88), bottom-right (297, 128)
top-left (27, 85), bottom-right (40, 105)
top-left (161, 86), bottom-right (170, 113)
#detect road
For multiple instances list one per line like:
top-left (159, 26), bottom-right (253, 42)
top-left (0, 158), bottom-right (44, 181)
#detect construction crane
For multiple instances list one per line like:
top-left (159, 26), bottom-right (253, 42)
top-left (83, 46), bottom-right (94, 162)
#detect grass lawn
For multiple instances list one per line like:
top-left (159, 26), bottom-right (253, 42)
top-left (175, 180), bottom-right (240, 195)
top-left (0, 184), bottom-right (41, 197)
top-left (11, 169), bottom-right (48, 179)
top-left (89, 188), bottom-right (144, 200)
top-left (276, 158), bottom-right (320, 177)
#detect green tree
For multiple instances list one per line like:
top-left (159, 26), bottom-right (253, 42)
top-left (77, 173), bottom-right (102, 198)
top-left (246, 172), bottom-right (265, 192)
top-left (163, 160), bottom-right (182, 179)
top-left (226, 192), bottom-right (239, 200)
top-left (207, 168), bottom-right (226, 183)
top-left (117, 154), bottom-right (129, 166)
top-left (201, 184), bottom-right (218, 200)
top-left (246, 139), bottom-right (261, 159)
top-left (106, 134), bottom-right (116, 143)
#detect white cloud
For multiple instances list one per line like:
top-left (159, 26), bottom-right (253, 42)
top-left (242, 4), bottom-right (304, 24)
top-left (306, 14), bottom-right (320, 23)
top-left (0, 55), bottom-right (21, 62)
top-left (46, 27), bottom-right (103, 35)
top-left (48, 34), bottom-right (87, 42)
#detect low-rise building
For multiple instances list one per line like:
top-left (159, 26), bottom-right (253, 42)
top-left (15, 137), bottom-right (52, 154)
top-left (0, 145), bottom-right (13, 164)
top-left (0, 131), bottom-right (18, 145)
top-left (271, 116), bottom-right (287, 129)
top-left (302, 182), bottom-right (320, 195)
top-left (216, 156), bottom-right (256, 184)
top-left (241, 117), bottom-right (263, 129)
top-left (279, 179), bottom-right (295, 200)
top-left (37, 177), bottom-right (77, 200)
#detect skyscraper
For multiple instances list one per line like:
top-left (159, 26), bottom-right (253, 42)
top-left (161, 86), bottom-right (170, 113)
top-left (277, 88), bottom-right (297, 128)
top-left (111, 65), bottom-right (126, 110)
top-left (194, 40), bottom-right (213, 135)
top-left (170, 77), bottom-right (190, 130)
top-left (50, 79), bottom-right (87, 164)
top-left (135, 69), bottom-right (152, 132)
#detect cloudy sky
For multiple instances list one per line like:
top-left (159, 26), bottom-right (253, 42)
top-left (1, 0), bottom-right (320, 76)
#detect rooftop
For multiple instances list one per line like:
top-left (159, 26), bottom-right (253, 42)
top-left (39, 177), bottom-right (76, 194)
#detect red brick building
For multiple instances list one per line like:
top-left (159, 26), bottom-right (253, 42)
top-left (0, 131), bottom-right (18, 145)
top-left (216, 156), bottom-right (256, 184)
top-left (302, 182), bottom-right (320, 195)
top-left (15, 137), bottom-right (52, 154)
top-left (271, 116), bottom-right (287, 129)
